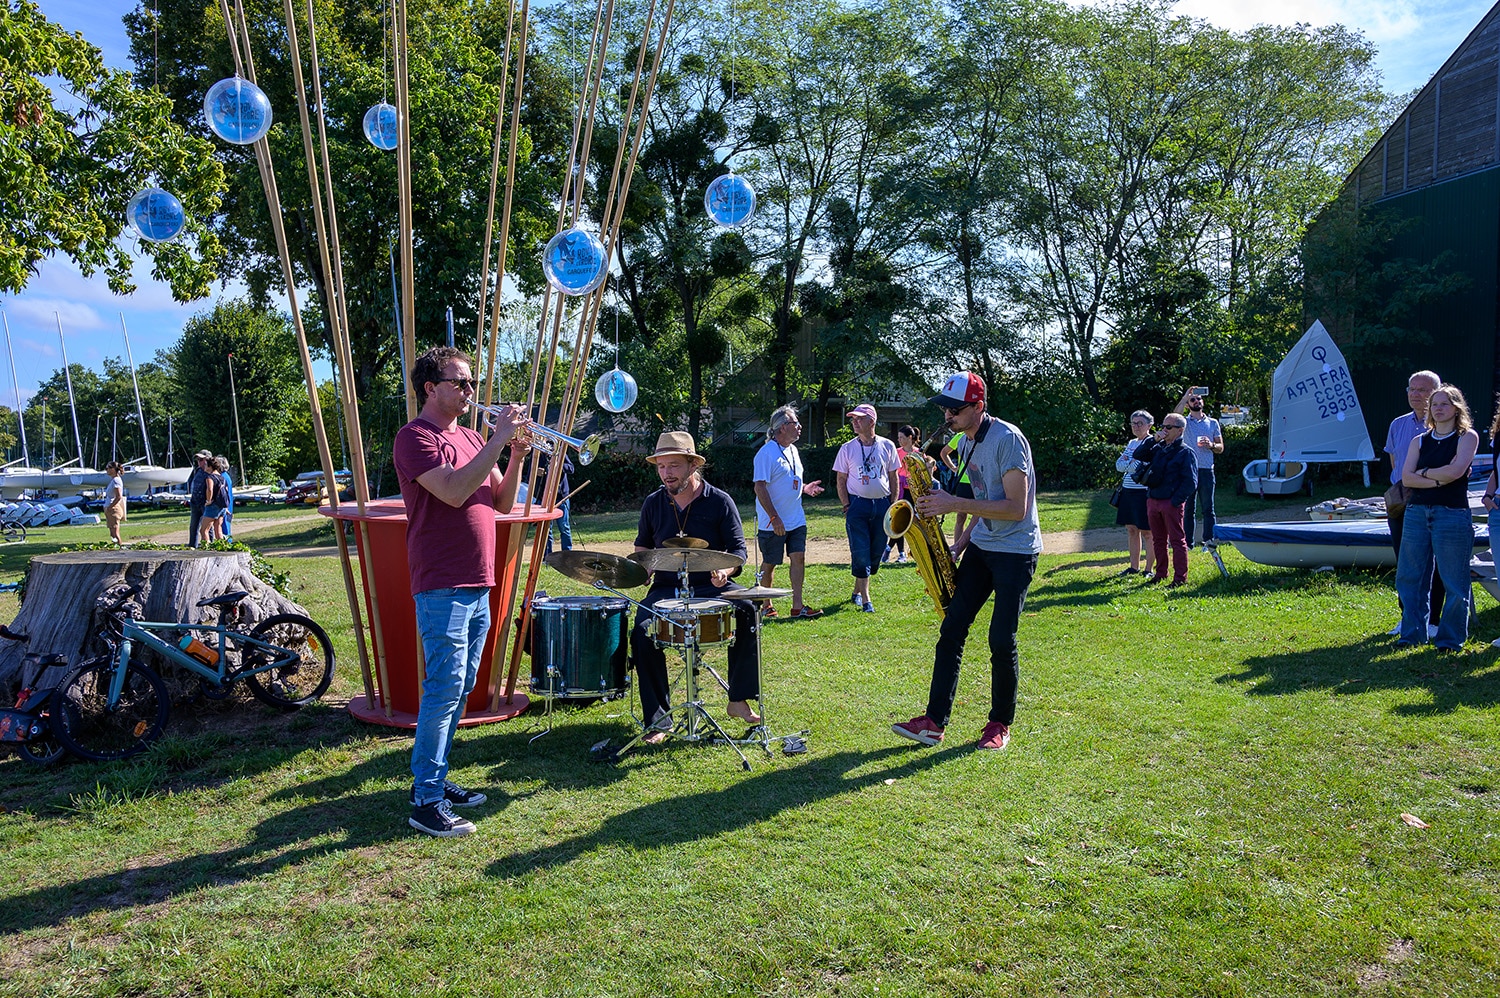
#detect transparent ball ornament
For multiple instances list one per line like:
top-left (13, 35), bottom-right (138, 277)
top-left (704, 173), bottom-right (755, 227)
top-left (542, 226), bottom-right (609, 296)
top-left (203, 77), bottom-right (273, 145)
top-left (363, 101), bottom-right (399, 151)
top-left (595, 368), bottom-right (638, 414)
top-left (125, 188), bottom-right (186, 243)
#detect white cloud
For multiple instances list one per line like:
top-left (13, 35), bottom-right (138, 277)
top-left (3, 297), bottom-right (105, 332)
top-left (1167, 0), bottom-right (1421, 40)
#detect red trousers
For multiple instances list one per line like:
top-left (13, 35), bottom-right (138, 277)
top-left (1146, 497), bottom-right (1188, 583)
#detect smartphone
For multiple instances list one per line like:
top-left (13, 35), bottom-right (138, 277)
top-left (1191, 386), bottom-right (1209, 398)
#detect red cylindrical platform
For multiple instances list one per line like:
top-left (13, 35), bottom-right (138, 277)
top-left (321, 499), bottom-right (560, 729)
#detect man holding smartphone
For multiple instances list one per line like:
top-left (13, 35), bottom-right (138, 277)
top-left (1174, 387), bottom-right (1223, 548)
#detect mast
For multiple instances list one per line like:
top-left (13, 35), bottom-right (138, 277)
top-left (53, 312), bottom-right (85, 467)
top-left (119, 313), bottom-right (155, 465)
top-left (1, 311), bottom-right (30, 466)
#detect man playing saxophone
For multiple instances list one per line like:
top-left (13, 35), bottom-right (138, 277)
top-left (892, 371), bottom-right (1042, 751)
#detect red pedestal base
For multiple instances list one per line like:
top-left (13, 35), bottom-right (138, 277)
top-left (322, 498), bottom-right (559, 728)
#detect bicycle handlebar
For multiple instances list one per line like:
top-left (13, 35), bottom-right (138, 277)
top-left (0, 624), bottom-right (28, 643)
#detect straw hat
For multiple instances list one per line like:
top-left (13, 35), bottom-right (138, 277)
top-left (646, 431), bottom-right (705, 466)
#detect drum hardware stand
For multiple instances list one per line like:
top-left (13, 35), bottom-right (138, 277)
top-left (527, 664), bottom-right (565, 745)
top-left (591, 577), bottom-right (753, 770)
top-left (703, 604), bottom-right (809, 757)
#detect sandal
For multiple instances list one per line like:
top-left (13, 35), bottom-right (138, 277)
top-left (761, 603), bottom-right (778, 618)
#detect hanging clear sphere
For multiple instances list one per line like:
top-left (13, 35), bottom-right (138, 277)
top-left (203, 77), bottom-right (273, 145)
top-left (595, 368), bottom-right (638, 414)
top-left (704, 172), bottom-right (756, 227)
top-left (363, 101), bottom-right (399, 151)
top-left (542, 226), bottom-right (609, 296)
top-left (125, 188), bottom-right (186, 243)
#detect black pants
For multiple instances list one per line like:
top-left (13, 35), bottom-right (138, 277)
top-left (631, 585), bottom-right (759, 725)
top-left (926, 547), bottom-right (1038, 728)
top-left (188, 505), bottom-right (204, 548)
top-left (1389, 508), bottom-right (1443, 626)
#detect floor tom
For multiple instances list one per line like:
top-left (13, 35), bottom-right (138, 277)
top-left (529, 596), bottom-right (630, 698)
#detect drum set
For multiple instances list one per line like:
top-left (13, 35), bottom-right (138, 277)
top-left (537, 543), bottom-right (808, 767)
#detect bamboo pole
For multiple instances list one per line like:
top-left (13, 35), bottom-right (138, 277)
top-left (219, 0), bottom-right (363, 710)
top-left (395, 0), bottom-right (417, 420)
top-left (471, 0), bottom-right (518, 430)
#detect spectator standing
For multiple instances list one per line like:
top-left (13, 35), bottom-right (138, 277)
top-left (1174, 389), bottom-right (1223, 547)
top-left (884, 425), bottom-right (924, 564)
top-left (216, 454), bottom-right (235, 541)
top-left (187, 449), bottom-right (212, 547)
top-left (833, 403), bottom-right (901, 613)
top-left (102, 461), bottom-right (126, 546)
top-left (1384, 370), bottom-right (1444, 638)
top-left (1114, 410), bottom-right (1154, 576)
top-left (1140, 413), bottom-right (1197, 586)
top-left (752, 404), bottom-right (825, 619)
top-left (542, 452), bottom-right (574, 555)
top-left (1395, 384), bottom-right (1478, 650)
top-left (198, 457), bottom-right (229, 546)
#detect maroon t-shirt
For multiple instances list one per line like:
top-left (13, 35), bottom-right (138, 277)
top-left (393, 417), bottom-right (498, 595)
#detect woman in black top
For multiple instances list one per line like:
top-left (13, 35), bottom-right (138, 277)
top-left (1396, 385), bottom-right (1479, 650)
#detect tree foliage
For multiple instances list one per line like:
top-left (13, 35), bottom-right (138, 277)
top-left (0, 0), bottom-right (224, 298)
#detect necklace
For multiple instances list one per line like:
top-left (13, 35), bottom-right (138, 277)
top-left (670, 482), bottom-right (699, 537)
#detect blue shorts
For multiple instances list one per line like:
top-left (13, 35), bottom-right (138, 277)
top-left (758, 525), bottom-right (807, 563)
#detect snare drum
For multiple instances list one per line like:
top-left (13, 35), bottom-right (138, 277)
top-left (529, 596), bottom-right (630, 698)
top-left (651, 598), bottom-right (735, 648)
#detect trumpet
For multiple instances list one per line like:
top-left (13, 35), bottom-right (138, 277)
top-left (469, 402), bottom-right (603, 466)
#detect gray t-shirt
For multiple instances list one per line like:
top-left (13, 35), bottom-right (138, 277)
top-left (1183, 413), bottom-right (1221, 469)
top-left (956, 415), bottom-right (1043, 555)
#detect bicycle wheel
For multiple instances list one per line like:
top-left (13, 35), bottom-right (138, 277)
top-left (54, 657), bottom-right (169, 761)
top-left (19, 728), bottom-right (66, 764)
top-left (2, 522), bottom-right (24, 543)
top-left (243, 614), bottom-right (335, 709)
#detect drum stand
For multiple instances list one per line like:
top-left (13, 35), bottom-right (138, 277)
top-left (592, 577), bottom-right (752, 770)
top-left (703, 605), bottom-right (809, 758)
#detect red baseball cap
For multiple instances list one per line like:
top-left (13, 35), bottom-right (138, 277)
top-left (929, 371), bottom-right (985, 408)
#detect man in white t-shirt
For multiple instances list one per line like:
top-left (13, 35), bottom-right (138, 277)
top-left (753, 405), bottom-right (825, 619)
top-left (833, 403), bottom-right (902, 612)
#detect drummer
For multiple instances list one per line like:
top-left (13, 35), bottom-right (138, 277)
top-left (633, 431), bottom-right (761, 741)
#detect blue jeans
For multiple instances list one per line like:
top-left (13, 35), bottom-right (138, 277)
top-left (411, 587), bottom-right (491, 805)
top-left (1396, 505), bottom-right (1472, 648)
top-left (544, 498), bottom-right (572, 555)
top-left (927, 547), bottom-right (1038, 726)
top-left (1184, 467), bottom-right (1216, 545)
top-left (845, 495), bottom-right (891, 580)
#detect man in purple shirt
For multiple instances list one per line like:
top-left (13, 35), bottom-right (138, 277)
top-left (394, 346), bottom-right (528, 837)
top-left (1384, 370), bottom-right (1442, 638)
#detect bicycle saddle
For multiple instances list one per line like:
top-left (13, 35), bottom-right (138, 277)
top-left (196, 591), bottom-right (249, 609)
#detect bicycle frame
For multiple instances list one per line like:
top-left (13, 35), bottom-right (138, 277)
top-left (103, 614), bottom-right (299, 708)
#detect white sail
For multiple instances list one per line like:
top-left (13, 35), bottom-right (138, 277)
top-left (1270, 320), bottom-right (1375, 463)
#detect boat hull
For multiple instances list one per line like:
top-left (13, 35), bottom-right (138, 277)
top-left (1216, 519), bottom-right (1490, 569)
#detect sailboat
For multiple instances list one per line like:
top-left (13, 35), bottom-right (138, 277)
top-left (0, 311), bottom-right (44, 495)
top-left (1241, 320), bottom-right (1376, 497)
top-left (110, 313), bottom-right (192, 492)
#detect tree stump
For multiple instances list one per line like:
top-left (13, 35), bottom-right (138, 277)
top-left (0, 550), bottom-right (312, 695)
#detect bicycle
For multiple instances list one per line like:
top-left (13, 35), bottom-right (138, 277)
top-left (0, 624), bottom-right (67, 764)
top-left (53, 585), bottom-right (336, 762)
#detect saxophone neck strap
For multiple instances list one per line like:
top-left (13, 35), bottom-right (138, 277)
top-left (953, 415), bottom-right (992, 486)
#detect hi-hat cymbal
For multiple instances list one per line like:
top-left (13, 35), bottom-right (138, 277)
top-left (730, 586), bottom-right (793, 600)
top-left (661, 536), bottom-right (709, 549)
top-left (629, 547), bottom-right (745, 573)
top-left (544, 550), bottom-right (649, 589)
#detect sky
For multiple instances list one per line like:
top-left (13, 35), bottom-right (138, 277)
top-left (4, 0), bottom-right (1497, 408)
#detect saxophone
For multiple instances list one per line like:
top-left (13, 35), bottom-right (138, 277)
top-left (883, 450), bottom-right (958, 615)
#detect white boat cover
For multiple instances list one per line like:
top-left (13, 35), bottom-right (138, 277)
top-left (1270, 320), bottom-right (1376, 463)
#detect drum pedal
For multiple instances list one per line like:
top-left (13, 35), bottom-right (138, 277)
top-left (782, 735), bottom-right (807, 755)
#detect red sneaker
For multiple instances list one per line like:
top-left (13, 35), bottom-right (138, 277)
top-left (977, 721), bottom-right (1010, 750)
top-left (892, 715), bottom-right (945, 746)
top-left (788, 606), bottom-right (823, 619)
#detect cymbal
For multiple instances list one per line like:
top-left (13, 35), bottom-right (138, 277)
top-left (730, 586), bottom-right (793, 600)
top-left (544, 550), bottom-right (649, 589)
top-left (629, 547), bottom-right (745, 573)
top-left (661, 536), bottom-right (709, 549)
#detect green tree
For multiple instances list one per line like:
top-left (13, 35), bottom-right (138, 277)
top-left (168, 300), bottom-right (303, 484)
top-left (0, 0), bottom-right (223, 297)
top-left (128, 0), bottom-right (569, 403)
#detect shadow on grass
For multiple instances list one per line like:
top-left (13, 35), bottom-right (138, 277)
top-left (483, 744), bottom-right (960, 880)
top-left (1217, 632), bottom-right (1500, 715)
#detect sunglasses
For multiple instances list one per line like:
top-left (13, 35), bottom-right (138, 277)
top-left (437, 377), bottom-right (476, 392)
top-left (940, 402), bottom-right (974, 416)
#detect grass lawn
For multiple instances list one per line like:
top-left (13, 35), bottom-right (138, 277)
top-left (2, 505), bottom-right (1498, 995)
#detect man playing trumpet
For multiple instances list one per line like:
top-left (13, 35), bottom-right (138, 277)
top-left (394, 346), bottom-right (529, 837)
top-left (632, 431), bottom-right (762, 742)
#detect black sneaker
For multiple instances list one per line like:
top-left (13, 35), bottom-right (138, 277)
top-left (409, 780), bottom-right (488, 809)
top-left (409, 798), bottom-right (475, 838)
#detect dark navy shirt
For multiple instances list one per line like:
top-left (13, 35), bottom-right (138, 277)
top-left (634, 480), bottom-right (747, 590)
